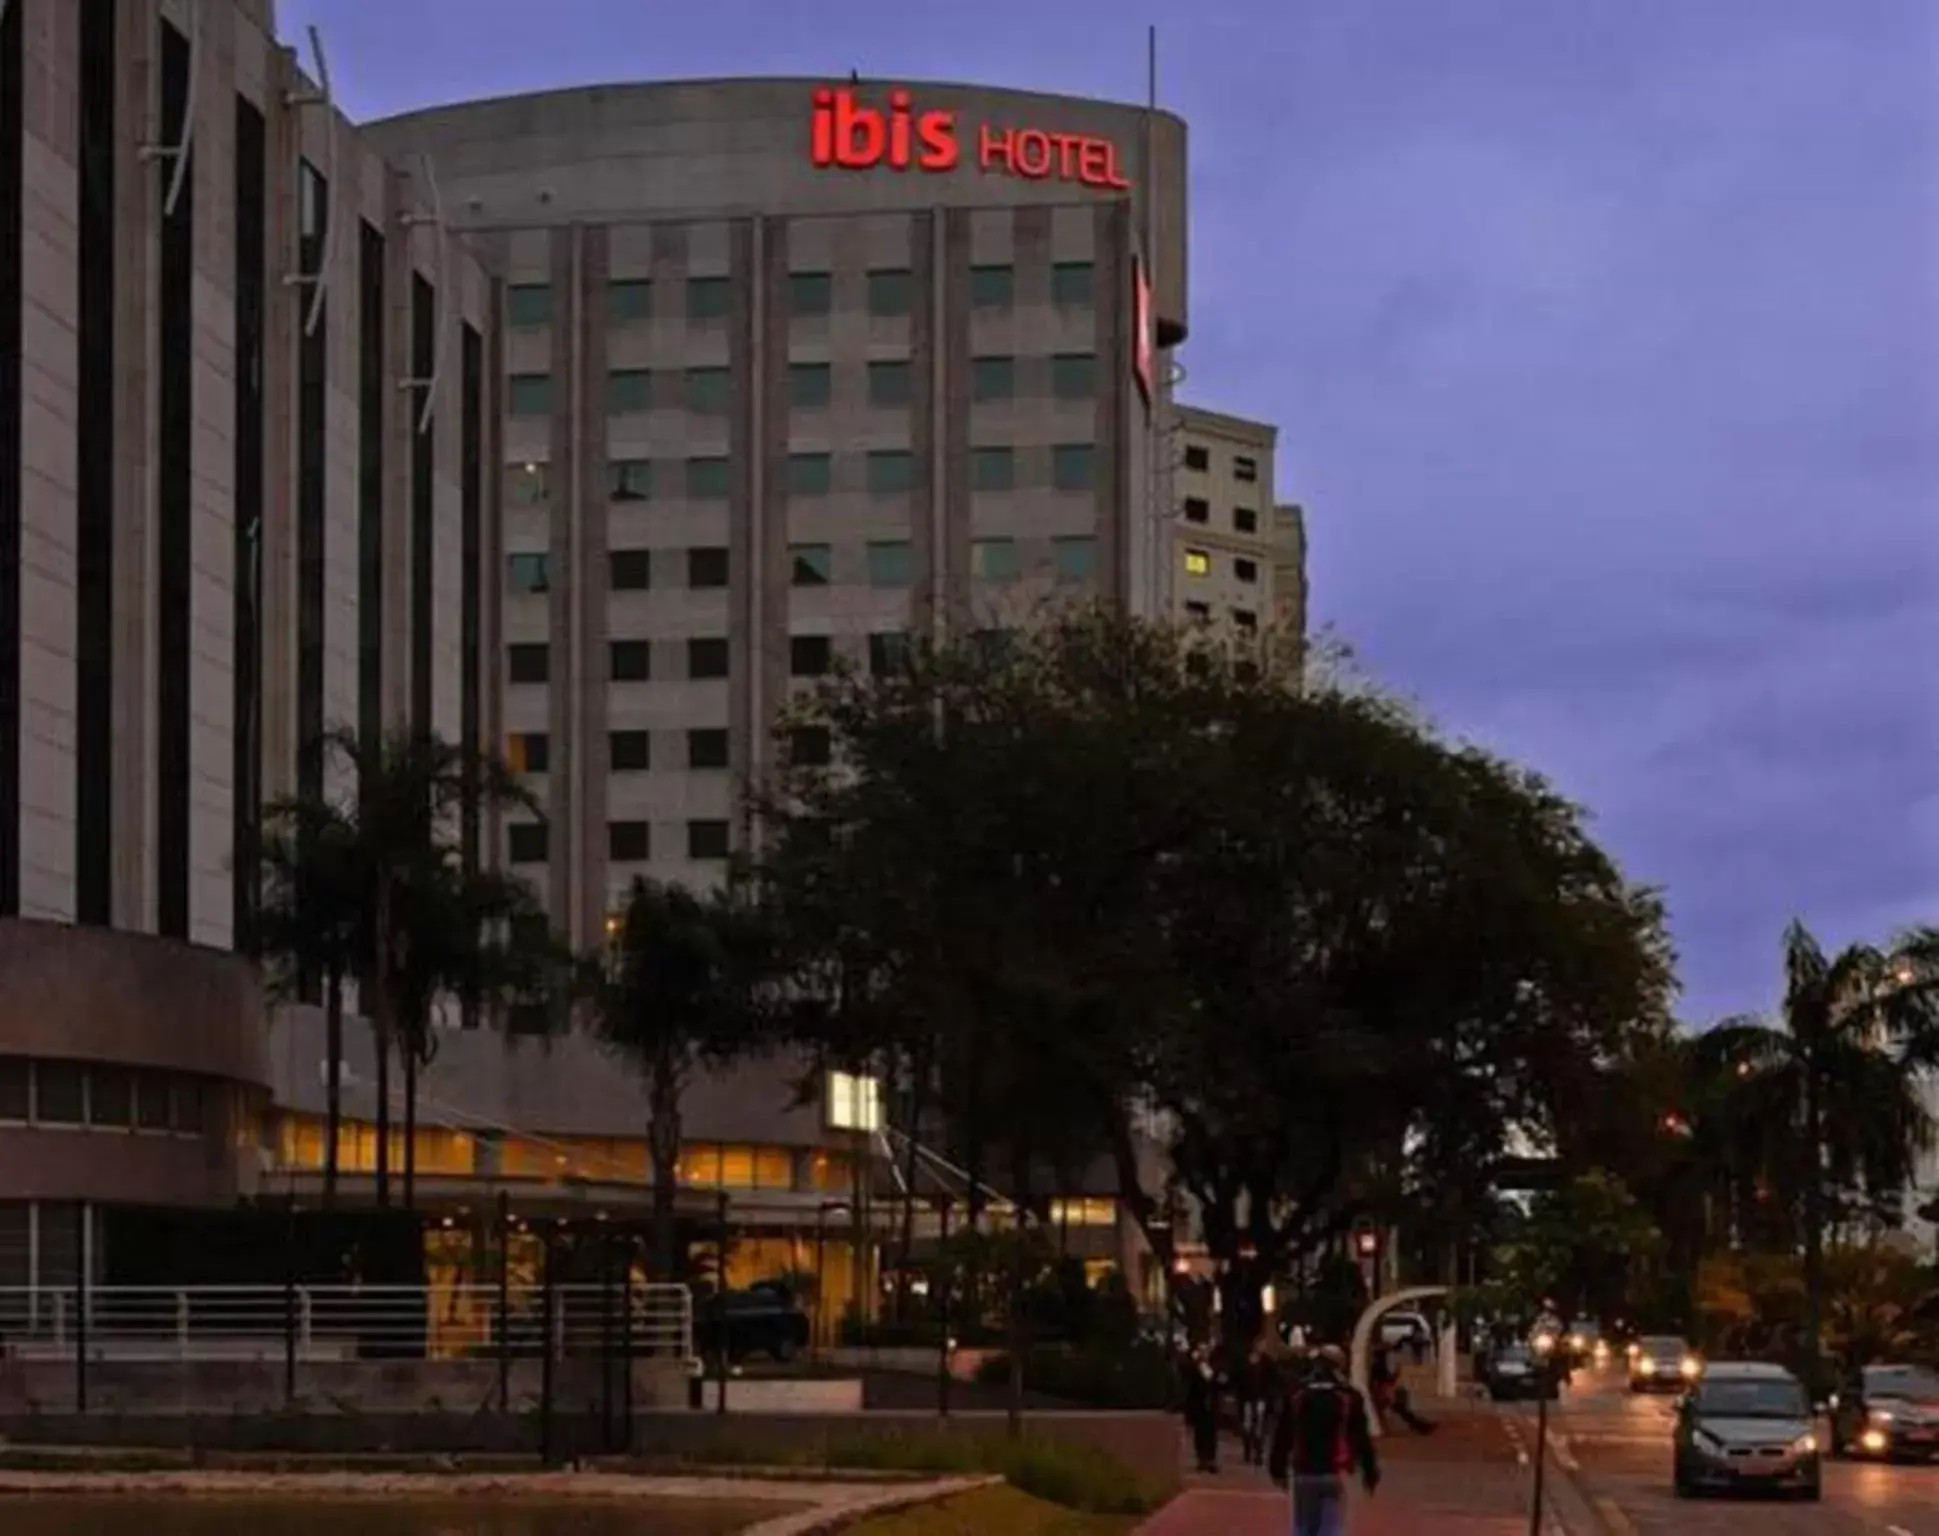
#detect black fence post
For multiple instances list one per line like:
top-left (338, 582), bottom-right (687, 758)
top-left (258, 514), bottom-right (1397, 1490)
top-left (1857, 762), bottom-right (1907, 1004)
top-left (538, 1223), bottom-right (557, 1467)
top-left (936, 1195), bottom-right (952, 1419)
top-left (714, 1191), bottom-right (729, 1416)
top-left (74, 1198), bottom-right (89, 1414)
top-left (283, 1218), bottom-right (298, 1406)
top-left (496, 1191), bottom-right (511, 1413)
top-left (619, 1234), bottom-right (635, 1448)
top-left (599, 1230), bottom-right (616, 1453)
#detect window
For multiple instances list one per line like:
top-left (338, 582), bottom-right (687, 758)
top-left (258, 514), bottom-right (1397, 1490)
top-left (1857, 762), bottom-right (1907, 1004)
top-left (1183, 445), bottom-right (1209, 472)
top-left (610, 640), bottom-right (652, 681)
top-left (789, 271), bottom-right (832, 316)
top-left (1234, 557), bottom-right (1259, 583)
top-left (608, 279), bottom-right (652, 323)
top-left (1233, 455), bottom-right (1259, 483)
top-left (1233, 608), bottom-right (1259, 632)
top-left (869, 631), bottom-right (912, 674)
top-left (134, 1072), bottom-right (172, 1130)
top-left (507, 732), bottom-right (550, 775)
top-left (688, 820), bottom-right (731, 860)
top-left (969, 264), bottom-right (1014, 308)
top-left (611, 730), bottom-right (651, 772)
top-left (609, 821), bottom-right (650, 861)
top-left (1182, 497), bottom-right (1209, 524)
top-left (972, 446), bottom-right (1015, 492)
top-left (507, 552), bottom-right (550, 593)
top-left (687, 276), bottom-right (731, 320)
top-left (791, 634), bottom-right (832, 677)
top-left (1184, 600), bottom-right (1210, 624)
top-left (507, 284), bottom-right (552, 328)
top-left (686, 457), bottom-right (729, 499)
top-left (173, 1079), bottom-right (206, 1134)
top-left (685, 366), bottom-right (730, 414)
top-left (866, 450), bottom-right (914, 494)
top-left (971, 356), bottom-right (1015, 402)
top-left (791, 543), bottom-right (832, 586)
top-left (867, 268), bottom-right (913, 317)
top-left (688, 546), bottom-right (730, 588)
top-left (0, 1058), bottom-right (26, 1120)
top-left (867, 540), bottom-right (914, 588)
top-left (1052, 535), bottom-right (1097, 584)
top-left (789, 726), bottom-right (832, 767)
top-left (507, 643), bottom-right (550, 684)
top-left (1183, 548), bottom-right (1211, 578)
top-left (35, 1062), bottom-right (83, 1123)
top-left (508, 374), bottom-right (552, 416)
top-left (609, 458), bottom-right (652, 501)
top-left (1049, 1197), bottom-right (1119, 1228)
top-left (508, 822), bottom-right (549, 864)
top-left (1051, 261), bottom-right (1094, 307)
top-left (608, 368), bottom-right (652, 414)
top-left (1051, 353), bottom-right (1097, 399)
top-left (1052, 443), bottom-right (1096, 492)
top-left (826, 1070), bottom-right (883, 1132)
top-left (789, 362), bottom-right (831, 409)
top-left (687, 637), bottom-right (730, 679)
top-left (971, 538), bottom-right (1018, 583)
top-left (88, 1067), bottom-right (132, 1127)
top-left (1234, 506), bottom-right (1259, 534)
top-left (868, 359), bottom-right (913, 407)
top-left (788, 452), bottom-right (832, 496)
top-left (509, 462), bottom-right (549, 507)
top-left (688, 729), bottom-right (730, 769)
top-left (609, 549), bottom-right (651, 590)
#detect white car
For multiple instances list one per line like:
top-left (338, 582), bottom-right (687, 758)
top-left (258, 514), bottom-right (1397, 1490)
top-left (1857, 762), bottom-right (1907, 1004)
top-left (1379, 1311), bottom-right (1431, 1349)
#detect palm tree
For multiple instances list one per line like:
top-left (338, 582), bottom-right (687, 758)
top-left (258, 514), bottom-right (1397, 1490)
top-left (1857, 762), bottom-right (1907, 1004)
top-left (1706, 920), bottom-right (1939, 1388)
top-left (592, 877), bottom-right (779, 1279)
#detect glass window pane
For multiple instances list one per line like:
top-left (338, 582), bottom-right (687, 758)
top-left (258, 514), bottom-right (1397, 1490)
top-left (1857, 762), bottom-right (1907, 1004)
top-left (608, 369), bottom-right (652, 414)
top-left (610, 641), bottom-right (652, 681)
top-left (507, 552), bottom-right (549, 593)
top-left (688, 820), bottom-right (731, 860)
top-left (687, 277), bottom-right (731, 320)
top-left (971, 356), bottom-right (1014, 403)
top-left (686, 457), bottom-right (730, 499)
top-left (508, 462), bottom-right (549, 506)
top-left (1183, 548), bottom-right (1211, 577)
top-left (791, 544), bottom-right (832, 586)
top-left (969, 265), bottom-right (1014, 308)
top-left (1052, 443), bottom-right (1095, 492)
top-left (788, 453), bottom-right (832, 496)
top-left (173, 1078), bottom-right (206, 1134)
top-left (688, 728), bottom-right (730, 769)
top-left (972, 447), bottom-right (1014, 492)
top-left (35, 1062), bottom-right (83, 1124)
top-left (688, 547), bottom-right (730, 588)
top-left (0, 1058), bottom-right (25, 1120)
top-left (507, 284), bottom-right (552, 328)
top-left (688, 637), bottom-right (730, 678)
top-left (88, 1069), bottom-right (131, 1128)
top-left (971, 538), bottom-right (1018, 583)
top-left (508, 822), bottom-right (549, 864)
top-left (1051, 353), bottom-right (1097, 400)
top-left (789, 362), bottom-right (831, 409)
top-left (610, 731), bottom-right (651, 771)
top-left (789, 272), bottom-right (832, 316)
top-left (507, 732), bottom-right (549, 775)
top-left (609, 549), bottom-right (651, 590)
top-left (868, 360), bottom-right (912, 407)
top-left (868, 631), bottom-right (911, 675)
top-left (609, 279), bottom-right (652, 322)
top-left (134, 1071), bottom-right (172, 1130)
top-left (866, 450), bottom-right (914, 494)
top-left (685, 366), bottom-right (731, 414)
top-left (1053, 535), bottom-right (1097, 584)
top-left (866, 540), bottom-right (913, 588)
top-left (867, 268), bottom-right (912, 317)
top-left (508, 374), bottom-right (551, 416)
top-left (609, 458), bottom-right (652, 501)
top-left (1051, 261), bottom-right (1095, 307)
top-left (609, 821), bottom-right (650, 861)
top-left (507, 643), bottom-right (550, 684)
top-left (790, 635), bottom-right (832, 677)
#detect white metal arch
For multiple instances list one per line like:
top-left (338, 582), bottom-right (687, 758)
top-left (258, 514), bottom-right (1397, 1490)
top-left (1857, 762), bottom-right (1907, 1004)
top-left (1350, 1284), bottom-right (1453, 1439)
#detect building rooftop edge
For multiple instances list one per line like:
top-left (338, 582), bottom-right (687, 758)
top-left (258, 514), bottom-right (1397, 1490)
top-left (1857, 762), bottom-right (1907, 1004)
top-left (1175, 401), bottom-right (1280, 443)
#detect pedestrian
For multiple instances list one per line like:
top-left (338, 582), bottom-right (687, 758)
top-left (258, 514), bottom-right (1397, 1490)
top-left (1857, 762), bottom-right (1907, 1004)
top-left (1369, 1340), bottom-right (1436, 1435)
top-left (1268, 1344), bottom-right (1379, 1536)
top-left (1179, 1343), bottom-right (1222, 1474)
top-left (1237, 1344), bottom-right (1277, 1465)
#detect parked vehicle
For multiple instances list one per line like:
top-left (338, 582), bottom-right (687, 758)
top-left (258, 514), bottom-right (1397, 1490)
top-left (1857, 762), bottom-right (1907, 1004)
top-left (693, 1280), bottom-right (811, 1363)
top-left (1629, 1334), bottom-right (1700, 1393)
top-left (1673, 1361), bottom-right (1820, 1501)
top-left (1484, 1342), bottom-right (1559, 1402)
top-left (1830, 1363), bottom-right (1939, 1460)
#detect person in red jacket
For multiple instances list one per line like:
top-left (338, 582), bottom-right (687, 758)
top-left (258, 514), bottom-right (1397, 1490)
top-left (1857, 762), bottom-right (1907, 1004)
top-left (1267, 1346), bottom-right (1380, 1536)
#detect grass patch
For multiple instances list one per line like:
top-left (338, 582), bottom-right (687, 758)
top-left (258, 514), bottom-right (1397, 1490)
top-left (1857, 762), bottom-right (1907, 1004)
top-left (838, 1483), bottom-right (1143, 1535)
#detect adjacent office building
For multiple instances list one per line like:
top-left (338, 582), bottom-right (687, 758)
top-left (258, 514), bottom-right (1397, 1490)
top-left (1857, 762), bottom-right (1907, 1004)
top-left (1169, 404), bottom-right (1305, 644)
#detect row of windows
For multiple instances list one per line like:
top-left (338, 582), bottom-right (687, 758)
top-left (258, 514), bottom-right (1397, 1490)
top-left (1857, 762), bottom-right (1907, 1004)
top-left (508, 630), bottom-right (920, 693)
top-left (1182, 497), bottom-right (1261, 535)
top-left (509, 444), bottom-right (1098, 505)
top-left (509, 818), bottom-right (736, 866)
top-left (1182, 443), bottom-right (1262, 484)
top-left (0, 1057), bottom-right (212, 1134)
top-left (1182, 547), bottom-right (1262, 584)
top-left (508, 719), bottom-right (832, 782)
top-left (506, 535), bottom-right (1096, 598)
top-left (505, 262), bottom-right (1096, 330)
top-left (1183, 601), bottom-right (1261, 632)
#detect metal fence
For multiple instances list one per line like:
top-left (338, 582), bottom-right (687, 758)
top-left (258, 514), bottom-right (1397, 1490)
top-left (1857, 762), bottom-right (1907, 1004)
top-left (0, 1281), bottom-right (693, 1363)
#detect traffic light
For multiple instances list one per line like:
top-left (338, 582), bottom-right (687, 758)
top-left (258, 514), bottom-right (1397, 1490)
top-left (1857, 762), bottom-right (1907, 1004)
top-left (1353, 1227), bottom-right (1380, 1260)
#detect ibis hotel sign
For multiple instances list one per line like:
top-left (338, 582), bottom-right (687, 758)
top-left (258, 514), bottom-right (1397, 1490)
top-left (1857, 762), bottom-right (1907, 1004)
top-left (810, 87), bottom-right (1132, 192)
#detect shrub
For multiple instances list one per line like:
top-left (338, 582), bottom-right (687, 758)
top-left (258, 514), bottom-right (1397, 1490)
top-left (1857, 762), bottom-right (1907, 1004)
top-left (975, 1341), bottom-right (1180, 1410)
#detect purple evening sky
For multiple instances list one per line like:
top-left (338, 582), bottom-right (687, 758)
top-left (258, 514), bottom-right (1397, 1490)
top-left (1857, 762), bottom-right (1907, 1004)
top-left (275, 0), bottom-right (1939, 1026)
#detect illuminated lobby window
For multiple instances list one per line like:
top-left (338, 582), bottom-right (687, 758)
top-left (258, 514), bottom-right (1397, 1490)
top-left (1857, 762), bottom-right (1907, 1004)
top-left (1049, 1197), bottom-right (1118, 1227)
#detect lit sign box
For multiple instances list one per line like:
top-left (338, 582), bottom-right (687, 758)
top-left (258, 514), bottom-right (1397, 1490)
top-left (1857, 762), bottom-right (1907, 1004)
top-left (811, 88), bottom-right (1132, 192)
top-left (1133, 257), bottom-right (1154, 403)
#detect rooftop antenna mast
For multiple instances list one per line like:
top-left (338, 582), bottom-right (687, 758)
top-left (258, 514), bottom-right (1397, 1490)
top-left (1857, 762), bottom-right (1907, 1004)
top-left (1143, 25), bottom-right (1163, 619)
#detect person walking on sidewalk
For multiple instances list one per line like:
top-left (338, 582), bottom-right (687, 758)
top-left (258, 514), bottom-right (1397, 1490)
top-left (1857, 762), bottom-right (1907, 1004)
top-left (1268, 1345), bottom-right (1379, 1536)
top-left (1179, 1343), bottom-right (1223, 1474)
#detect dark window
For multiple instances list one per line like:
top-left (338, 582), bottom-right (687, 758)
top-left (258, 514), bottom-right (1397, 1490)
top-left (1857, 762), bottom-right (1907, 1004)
top-left (507, 284), bottom-right (552, 327)
top-left (608, 279), bottom-right (651, 322)
top-left (1234, 506), bottom-right (1259, 533)
top-left (1234, 455), bottom-right (1259, 483)
top-left (1050, 353), bottom-right (1096, 400)
top-left (88, 1067), bottom-right (132, 1128)
top-left (868, 360), bottom-right (913, 407)
top-left (172, 1078), bottom-right (206, 1134)
top-left (509, 732), bottom-right (549, 775)
top-left (1052, 536), bottom-right (1097, 584)
top-left (609, 641), bottom-right (652, 682)
top-left (609, 459), bottom-right (651, 500)
top-left (869, 631), bottom-right (912, 675)
top-left (610, 549), bottom-right (651, 590)
top-left (790, 362), bottom-right (832, 409)
top-left (687, 820), bottom-right (731, 860)
top-left (230, 96), bottom-right (267, 949)
top-left (134, 1072), bottom-right (171, 1130)
top-left (866, 541), bottom-right (913, 588)
top-left (789, 271), bottom-right (832, 316)
top-left (1185, 600), bottom-right (1210, 624)
top-left (507, 552), bottom-right (549, 593)
top-left (610, 731), bottom-right (651, 771)
top-left (508, 374), bottom-right (551, 415)
top-left (866, 451), bottom-right (914, 494)
top-left (688, 547), bottom-right (730, 588)
top-left (791, 635), bottom-right (832, 677)
top-left (969, 264), bottom-right (1013, 308)
top-left (688, 637), bottom-right (730, 679)
top-left (687, 276), bottom-right (731, 320)
top-left (789, 726), bottom-right (832, 767)
top-left (686, 457), bottom-right (729, 499)
top-left (1233, 609), bottom-right (1259, 631)
top-left (509, 462), bottom-right (548, 505)
top-left (1235, 558), bottom-right (1259, 583)
top-left (410, 272), bottom-right (436, 738)
top-left (1183, 445), bottom-right (1209, 472)
top-left (867, 268), bottom-right (913, 317)
top-left (609, 368), bottom-right (652, 414)
top-left (507, 643), bottom-right (549, 684)
top-left (35, 1062), bottom-right (84, 1124)
top-left (791, 544), bottom-right (832, 586)
top-left (788, 453), bottom-right (832, 496)
top-left (0, 1059), bottom-right (26, 1121)
top-left (609, 821), bottom-right (650, 861)
top-left (684, 366), bottom-right (730, 414)
top-left (1051, 262), bottom-right (1094, 306)
top-left (971, 356), bottom-right (1014, 402)
top-left (508, 823), bottom-right (549, 864)
top-left (972, 447), bottom-right (1014, 492)
top-left (688, 729), bottom-right (730, 770)
top-left (1052, 443), bottom-right (1096, 492)
top-left (1183, 497), bottom-right (1209, 524)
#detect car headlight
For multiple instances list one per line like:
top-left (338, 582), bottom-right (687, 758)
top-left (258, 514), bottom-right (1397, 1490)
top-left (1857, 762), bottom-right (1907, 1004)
top-left (1532, 1332), bottom-right (1555, 1353)
top-left (1870, 1407), bottom-right (1896, 1424)
top-left (1679, 1357), bottom-right (1701, 1378)
top-left (1638, 1358), bottom-right (1657, 1375)
top-left (1569, 1333), bottom-right (1586, 1350)
top-left (1791, 1433), bottom-right (1817, 1455)
top-left (1693, 1429), bottom-right (1725, 1455)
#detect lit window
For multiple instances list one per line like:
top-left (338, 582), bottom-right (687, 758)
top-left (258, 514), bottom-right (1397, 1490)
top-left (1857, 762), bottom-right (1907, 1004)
top-left (507, 284), bottom-right (552, 328)
top-left (506, 732), bottom-right (549, 775)
top-left (826, 1070), bottom-right (883, 1132)
top-left (1183, 549), bottom-right (1211, 577)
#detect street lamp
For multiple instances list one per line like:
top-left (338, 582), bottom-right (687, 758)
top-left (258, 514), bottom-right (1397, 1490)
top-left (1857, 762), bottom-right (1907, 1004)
top-left (1528, 1328), bottom-right (1557, 1536)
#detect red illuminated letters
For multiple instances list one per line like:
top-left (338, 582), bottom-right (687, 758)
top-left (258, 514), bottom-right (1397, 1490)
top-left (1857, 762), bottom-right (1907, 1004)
top-left (810, 87), bottom-right (1131, 192)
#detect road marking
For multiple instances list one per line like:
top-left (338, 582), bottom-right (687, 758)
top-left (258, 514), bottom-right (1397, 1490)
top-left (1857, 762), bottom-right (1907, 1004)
top-left (1594, 1494), bottom-right (1638, 1535)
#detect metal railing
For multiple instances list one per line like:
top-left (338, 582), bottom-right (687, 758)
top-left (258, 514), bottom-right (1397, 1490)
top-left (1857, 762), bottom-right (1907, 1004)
top-left (0, 1282), bottom-right (693, 1363)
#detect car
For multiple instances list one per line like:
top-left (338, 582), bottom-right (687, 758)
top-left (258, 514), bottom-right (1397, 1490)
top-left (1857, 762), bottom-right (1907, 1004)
top-left (1830, 1363), bottom-right (1939, 1460)
top-left (1629, 1334), bottom-right (1701, 1393)
top-left (1673, 1361), bottom-right (1821, 1501)
top-left (1379, 1310), bottom-right (1431, 1351)
top-left (1485, 1342), bottom-right (1559, 1402)
top-left (1564, 1318), bottom-right (1607, 1368)
top-left (692, 1280), bottom-right (812, 1363)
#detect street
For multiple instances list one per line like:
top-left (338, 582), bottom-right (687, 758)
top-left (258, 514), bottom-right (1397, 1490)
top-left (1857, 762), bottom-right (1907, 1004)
top-left (1527, 1358), bottom-right (1939, 1534)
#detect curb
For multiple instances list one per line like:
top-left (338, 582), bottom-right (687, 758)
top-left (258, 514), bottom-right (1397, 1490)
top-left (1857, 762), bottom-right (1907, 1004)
top-left (1541, 1433), bottom-right (1631, 1536)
